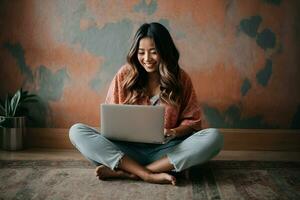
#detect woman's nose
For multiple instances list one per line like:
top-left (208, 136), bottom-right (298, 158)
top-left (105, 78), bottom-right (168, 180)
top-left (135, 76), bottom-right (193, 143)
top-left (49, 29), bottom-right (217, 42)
top-left (144, 53), bottom-right (151, 61)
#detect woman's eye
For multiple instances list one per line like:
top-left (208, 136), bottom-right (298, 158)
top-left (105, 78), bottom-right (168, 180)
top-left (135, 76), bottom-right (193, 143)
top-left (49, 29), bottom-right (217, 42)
top-left (138, 52), bottom-right (144, 55)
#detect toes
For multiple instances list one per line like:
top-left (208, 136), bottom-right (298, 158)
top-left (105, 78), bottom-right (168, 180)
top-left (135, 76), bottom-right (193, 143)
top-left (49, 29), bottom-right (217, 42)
top-left (95, 165), bottom-right (109, 180)
top-left (167, 174), bottom-right (176, 185)
top-left (95, 166), bottom-right (102, 176)
top-left (171, 178), bottom-right (176, 186)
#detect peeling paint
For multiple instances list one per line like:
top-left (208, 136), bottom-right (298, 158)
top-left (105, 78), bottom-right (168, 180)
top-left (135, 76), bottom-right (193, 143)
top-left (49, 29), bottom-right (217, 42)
top-left (37, 66), bottom-right (69, 101)
top-left (1, 1), bottom-right (299, 129)
top-left (4, 42), bottom-right (33, 82)
top-left (256, 59), bottom-right (272, 87)
top-left (157, 19), bottom-right (170, 30)
top-left (239, 16), bottom-right (262, 38)
top-left (57, 0), bottom-right (134, 90)
top-left (256, 28), bottom-right (276, 50)
top-left (134, 0), bottom-right (157, 15)
top-left (4, 42), bottom-right (69, 102)
top-left (241, 78), bottom-right (251, 96)
top-left (203, 104), bottom-right (276, 128)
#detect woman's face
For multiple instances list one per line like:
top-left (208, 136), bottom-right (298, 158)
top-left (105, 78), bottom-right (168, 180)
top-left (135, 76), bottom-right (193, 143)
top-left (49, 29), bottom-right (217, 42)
top-left (137, 37), bottom-right (160, 74)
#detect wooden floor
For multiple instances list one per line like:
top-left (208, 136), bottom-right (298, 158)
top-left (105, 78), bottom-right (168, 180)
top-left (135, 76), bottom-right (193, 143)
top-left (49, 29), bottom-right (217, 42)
top-left (1, 148), bottom-right (299, 161)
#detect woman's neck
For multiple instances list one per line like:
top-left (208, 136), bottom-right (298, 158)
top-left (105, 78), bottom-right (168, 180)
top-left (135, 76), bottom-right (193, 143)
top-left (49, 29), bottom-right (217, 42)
top-left (147, 72), bottom-right (160, 84)
top-left (147, 72), bottom-right (160, 97)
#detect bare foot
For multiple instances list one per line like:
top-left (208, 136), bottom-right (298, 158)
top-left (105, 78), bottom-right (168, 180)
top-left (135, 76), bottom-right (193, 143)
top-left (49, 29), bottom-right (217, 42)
top-left (144, 172), bottom-right (176, 185)
top-left (95, 165), bottom-right (138, 180)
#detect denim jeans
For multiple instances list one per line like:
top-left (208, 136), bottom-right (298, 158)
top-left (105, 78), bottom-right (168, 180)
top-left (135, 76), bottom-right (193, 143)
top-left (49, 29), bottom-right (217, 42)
top-left (69, 123), bottom-right (224, 172)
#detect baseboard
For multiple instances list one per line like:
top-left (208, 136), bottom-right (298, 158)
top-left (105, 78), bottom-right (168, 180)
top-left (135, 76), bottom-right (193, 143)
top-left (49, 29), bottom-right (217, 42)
top-left (26, 128), bottom-right (300, 151)
top-left (220, 129), bottom-right (300, 151)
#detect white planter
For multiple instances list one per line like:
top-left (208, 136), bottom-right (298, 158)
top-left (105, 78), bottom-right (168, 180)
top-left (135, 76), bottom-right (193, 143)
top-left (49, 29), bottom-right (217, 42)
top-left (0, 116), bottom-right (26, 151)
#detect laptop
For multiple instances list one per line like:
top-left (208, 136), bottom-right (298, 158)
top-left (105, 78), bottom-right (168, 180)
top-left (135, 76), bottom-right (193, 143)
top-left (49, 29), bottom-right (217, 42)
top-left (100, 104), bottom-right (175, 144)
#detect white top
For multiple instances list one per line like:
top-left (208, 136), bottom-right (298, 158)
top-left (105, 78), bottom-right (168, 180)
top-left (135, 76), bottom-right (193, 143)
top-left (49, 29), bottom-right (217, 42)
top-left (150, 94), bottom-right (160, 105)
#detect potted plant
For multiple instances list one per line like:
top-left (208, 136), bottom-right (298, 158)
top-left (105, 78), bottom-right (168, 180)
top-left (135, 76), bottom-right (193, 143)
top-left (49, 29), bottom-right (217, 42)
top-left (0, 88), bottom-right (37, 150)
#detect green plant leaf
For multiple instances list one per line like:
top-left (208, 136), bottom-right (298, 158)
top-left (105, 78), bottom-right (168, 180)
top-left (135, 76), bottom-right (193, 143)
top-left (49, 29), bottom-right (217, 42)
top-left (0, 103), bottom-right (5, 113)
top-left (10, 90), bottom-right (21, 117)
top-left (22, 94), bottom-right (37, 105)
top-left (1, 88), bottom-right (38, 117)
top-left (5, 96), bottom-right (11, 116)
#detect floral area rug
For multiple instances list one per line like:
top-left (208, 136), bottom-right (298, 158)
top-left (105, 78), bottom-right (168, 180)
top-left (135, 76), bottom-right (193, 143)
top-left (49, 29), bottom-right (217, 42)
top-left (0, 160), bottom-right (299, 200)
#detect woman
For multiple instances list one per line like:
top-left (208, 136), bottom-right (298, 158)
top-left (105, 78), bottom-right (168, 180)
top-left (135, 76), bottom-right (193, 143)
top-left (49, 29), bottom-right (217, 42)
top-left (69, 22), bottom-right (223, 185)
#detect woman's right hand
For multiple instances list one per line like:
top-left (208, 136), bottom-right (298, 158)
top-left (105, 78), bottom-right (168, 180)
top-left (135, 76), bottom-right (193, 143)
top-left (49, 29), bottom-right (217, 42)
top-left (164, 128), bottom-right (176, 137)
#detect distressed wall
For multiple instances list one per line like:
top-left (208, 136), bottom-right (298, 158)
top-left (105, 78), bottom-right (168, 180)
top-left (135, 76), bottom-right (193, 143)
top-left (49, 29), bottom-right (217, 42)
top-left (0, 0), bottom-right (299, 129)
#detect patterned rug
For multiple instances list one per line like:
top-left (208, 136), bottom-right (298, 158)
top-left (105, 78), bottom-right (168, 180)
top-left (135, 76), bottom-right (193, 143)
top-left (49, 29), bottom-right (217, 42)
top-left (0, 160), bottom-right (299, 200)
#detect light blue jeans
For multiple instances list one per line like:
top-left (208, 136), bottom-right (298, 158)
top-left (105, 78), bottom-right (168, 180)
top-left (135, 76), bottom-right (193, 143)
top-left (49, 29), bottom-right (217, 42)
top-left (69, 123), bottom-right (224, 172)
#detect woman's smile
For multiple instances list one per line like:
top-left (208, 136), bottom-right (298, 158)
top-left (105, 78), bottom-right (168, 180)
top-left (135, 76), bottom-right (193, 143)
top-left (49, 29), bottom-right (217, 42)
top-left (144, 62), bottom-right (156, 68)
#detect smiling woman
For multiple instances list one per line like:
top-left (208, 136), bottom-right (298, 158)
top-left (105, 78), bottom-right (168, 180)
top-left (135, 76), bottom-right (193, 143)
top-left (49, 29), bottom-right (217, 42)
top-left (69, 22), bottom-right (223, 185)
top-left (124, 23), bottom-right (182, 106)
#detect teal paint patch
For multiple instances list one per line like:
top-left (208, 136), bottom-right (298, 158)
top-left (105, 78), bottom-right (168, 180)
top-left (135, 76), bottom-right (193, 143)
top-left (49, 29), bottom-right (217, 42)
top-left (203, 104), bottom-right (227, 127)
top-left (239, 16), bottom-right (262, 38)
top-left (241, 79), bottom-right (251, 96)
top-left (3, 42), bottom-right (33, 82)
top-left (263, 0), bottom-right (282, 5)
top-left (256, 28), bottom-right (276, 50)
top-left (291, 105), bottom-right (300, 129)
top-left (256, 59), bottom-right (272, 87)
top-left (90, 76), bottom-right (102, 91)
top-left (37, 65), bottom-right (69, 101)
top-left (74, 20), bottom-right (133, 58)
top-left (158, 19), bottom-right (170, 29)
top-left (56, 1), bottom-right (134, 91)
top-left (202, 104), bottom-right (276, 128)
top-left (157, 19), bottom-right (185, 39)
top-left (3, 43), bottom-right (68, 101)
top-left (224, 105), bottom-right (241, 124)
top-left (83, 20), bottom-right (134, 91)
top-left (134, 0), bottom-right (157, 15)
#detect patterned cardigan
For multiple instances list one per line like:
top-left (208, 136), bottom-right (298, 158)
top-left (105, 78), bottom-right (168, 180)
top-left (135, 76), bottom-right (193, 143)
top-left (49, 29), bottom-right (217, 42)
top-left (105, 64), bottom-right (202, 130)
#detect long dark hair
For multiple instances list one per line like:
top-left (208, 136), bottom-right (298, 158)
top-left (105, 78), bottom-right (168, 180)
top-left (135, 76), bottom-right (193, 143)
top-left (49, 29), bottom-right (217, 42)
top-left (123, 22), bottom-right (182, 106)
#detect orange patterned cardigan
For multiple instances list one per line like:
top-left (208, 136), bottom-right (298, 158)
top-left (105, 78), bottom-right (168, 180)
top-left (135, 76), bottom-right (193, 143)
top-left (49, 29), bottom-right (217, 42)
top-left (105, 65), bottom-right (202, 130)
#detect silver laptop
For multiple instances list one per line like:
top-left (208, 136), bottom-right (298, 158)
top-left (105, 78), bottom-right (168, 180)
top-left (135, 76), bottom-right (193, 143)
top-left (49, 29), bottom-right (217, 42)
top-left (100, 104), bottom-right (175, 144)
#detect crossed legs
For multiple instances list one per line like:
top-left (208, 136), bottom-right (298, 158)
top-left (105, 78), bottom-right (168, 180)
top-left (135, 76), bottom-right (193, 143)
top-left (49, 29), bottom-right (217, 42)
top-left (69, 123), bottom-right (223, 185)
top-left (69, 123), bottom-right (176, 185)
